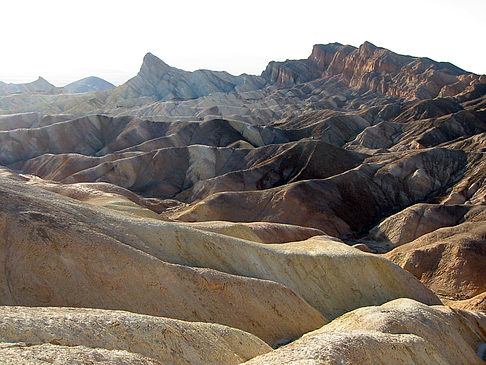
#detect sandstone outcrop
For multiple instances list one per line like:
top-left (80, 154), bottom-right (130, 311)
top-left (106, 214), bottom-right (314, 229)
top-left (263, 41), bottom-right (481, 101)
top-left (243, 298), bottom-right (486, 364)
top-left (0, 343), bottom-right (163, 365)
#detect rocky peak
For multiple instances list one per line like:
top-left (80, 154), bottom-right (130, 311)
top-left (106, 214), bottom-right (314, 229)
top-left (358, 41), bottom-right (379, 56)
top-left (308, 43), bottom-right (347, 69)
top-left (31, 76), bottom-right (55, 89)
top-left (142, 52), bottom-right (170, 70)
top-left (138, 52), bottom-right (172, 80)
top-left (108, 51), bottom-right (266, 103)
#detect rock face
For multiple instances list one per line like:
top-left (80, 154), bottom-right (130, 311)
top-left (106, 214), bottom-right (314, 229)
top-left (263, 41), bottom-right (481, 101)
top-left (243, 298), bottom-right (486, 364)
top-left (64, 76), bottom-right (115, 93)
top-left (0, 306), bottom-right (271, 365)
top-left (0, 112), bottom-right (73, 131)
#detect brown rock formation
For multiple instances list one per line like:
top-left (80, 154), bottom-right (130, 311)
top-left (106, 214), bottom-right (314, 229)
top-left (384, 212), bottom-right (486, 306)
top-left (173, 148), bottom-right (468, 238)
top-left (263, 41), bottom-right (482, 101)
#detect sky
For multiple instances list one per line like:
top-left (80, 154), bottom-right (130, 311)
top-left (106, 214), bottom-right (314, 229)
top-left (0, 0), bottom-right (485, 86)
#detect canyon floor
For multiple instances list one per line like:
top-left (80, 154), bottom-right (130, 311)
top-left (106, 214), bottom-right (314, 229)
top-left (0, 41), bottom-right (485, 364)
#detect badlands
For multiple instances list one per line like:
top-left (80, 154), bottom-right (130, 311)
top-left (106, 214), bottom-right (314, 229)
top-left (0, 41), bottom-right (485, 364)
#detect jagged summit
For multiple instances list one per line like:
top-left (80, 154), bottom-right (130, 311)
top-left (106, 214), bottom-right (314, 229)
top-left (34, 76), bottom-right (50, 83)
top-left (360, 40), bottom-right (378, 50)
top-left (139, 52), bottom-right (172, 76)
top-left (104, 51), bottom-right (265, 103)
top-left (262, 41), bottom-right (478, 100)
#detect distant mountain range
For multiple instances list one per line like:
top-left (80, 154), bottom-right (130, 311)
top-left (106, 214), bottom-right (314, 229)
top-left (0, 41), bottom-right (483, 120)
top-left (0, 75), bottom-right (115, 96)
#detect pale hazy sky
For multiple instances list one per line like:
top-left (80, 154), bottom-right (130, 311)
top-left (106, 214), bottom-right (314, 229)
top-left (0, 0), bottom-right (484, 86)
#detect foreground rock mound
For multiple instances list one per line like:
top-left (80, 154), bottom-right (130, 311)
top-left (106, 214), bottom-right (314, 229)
top-left (358, 202), bottom-right (486, 311)
top-left (0, 174), bottom-right (326, 347)
top-left (0, 343), bottom-right (163, 365)
top-left (0, 306), bottom-right (271, 364)
top-left (243, 298), bottom-right (486, 364)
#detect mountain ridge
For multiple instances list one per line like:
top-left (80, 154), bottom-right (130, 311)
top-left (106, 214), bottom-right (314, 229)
top-left (1, 41), bottom-right (483, 120)
top-left (263, 41), bottom-right (481, 100)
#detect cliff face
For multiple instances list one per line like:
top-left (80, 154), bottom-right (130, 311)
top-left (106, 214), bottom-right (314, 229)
top-left (262, 41), bottom-right (483, 100)
top-left (261, 59), bottom-right (320, 85)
